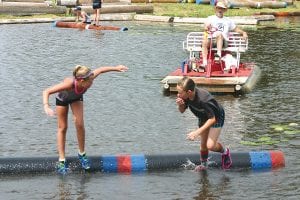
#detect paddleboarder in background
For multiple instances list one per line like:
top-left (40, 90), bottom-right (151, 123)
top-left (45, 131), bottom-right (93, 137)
top-left (74, 6), bottom-right (91, 24)
top-left (43, 64), bottom-right (128, 174)
top-left (92, 0), bottom-right (102, 26)
top-left (176, 77), bottom-right (232, 171)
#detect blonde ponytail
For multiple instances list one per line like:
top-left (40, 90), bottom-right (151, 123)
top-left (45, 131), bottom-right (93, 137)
top-left (73, 65), bottom-right (91, 79)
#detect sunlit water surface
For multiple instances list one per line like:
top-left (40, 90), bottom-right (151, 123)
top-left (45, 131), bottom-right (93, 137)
top-left (0, 18), bottom-right (299, 199)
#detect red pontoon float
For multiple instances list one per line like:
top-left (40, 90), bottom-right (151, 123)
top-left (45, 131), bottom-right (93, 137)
top-left (161, 32), bottom-right (261, 95)
top-left (53, 21), bottom-right (128, 31)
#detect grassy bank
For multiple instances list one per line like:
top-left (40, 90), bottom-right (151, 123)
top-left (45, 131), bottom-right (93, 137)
top-left (0, 2), bottom-right (299, 19)
top-left (150, 2), bottom-right (300, 17)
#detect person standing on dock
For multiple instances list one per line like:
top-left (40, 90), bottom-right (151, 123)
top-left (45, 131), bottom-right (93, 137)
top-left (43, 65), bottom-right (128, 175)
top-left (74, 6), bottom-right (91, 24)
top-left (92, 0), bottom-right (102, 26)
top-left (201, 1), bottom-right (248, 68)
top-left (176, 77), bottom-right (232, 171)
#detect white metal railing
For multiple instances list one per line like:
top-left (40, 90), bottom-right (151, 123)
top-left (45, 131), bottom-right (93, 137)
top-left (182, 32), bottom-right (248, 68)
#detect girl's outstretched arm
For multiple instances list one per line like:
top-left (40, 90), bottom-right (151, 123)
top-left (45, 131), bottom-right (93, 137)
top-left (42, 78), bottom-right (73, 116)
top-left (92, 65), bottom-right (128, 78)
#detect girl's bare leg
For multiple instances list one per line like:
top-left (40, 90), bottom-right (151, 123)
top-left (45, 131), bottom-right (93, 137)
top-left (70, 101), bottom-right (85, 153)
top-left (56, 105), bottom-right (69, 160)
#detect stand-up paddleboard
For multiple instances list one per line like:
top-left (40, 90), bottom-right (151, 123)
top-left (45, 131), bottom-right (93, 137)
top-left (0, 151), bottom-right (285, 174)
top-left (53, 21), bottom-right (128, 31)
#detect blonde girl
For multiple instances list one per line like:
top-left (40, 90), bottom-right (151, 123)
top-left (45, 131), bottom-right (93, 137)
top-left (43, 65), bottom-right (128, 174)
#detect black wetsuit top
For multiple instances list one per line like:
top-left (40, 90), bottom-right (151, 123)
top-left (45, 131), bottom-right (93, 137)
top-left (56, 79), bottom-right (87, 106)
top-left (185, 88), bottom-right (225, 127)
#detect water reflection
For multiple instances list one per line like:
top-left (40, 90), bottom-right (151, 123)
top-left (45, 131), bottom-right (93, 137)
top-left (0, 20), bottom-right (299, 199)
top-left (194, 171), bottom-right (230, 200)
top-left (57, 178), bottom-right (72, 200)
top-left (92, 30), bottom-right (105, 39)
top-left (56, 173), bottom-right (92, 200)
top-left (259, 16), bottom-right (300, 30)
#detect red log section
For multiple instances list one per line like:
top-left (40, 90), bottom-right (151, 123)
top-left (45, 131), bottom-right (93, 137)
top-left (54, 21), bottom-right (128, 31)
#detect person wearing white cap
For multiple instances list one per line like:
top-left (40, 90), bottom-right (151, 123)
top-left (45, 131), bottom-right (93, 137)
top-left (201, 1), bottom-right (248, 67)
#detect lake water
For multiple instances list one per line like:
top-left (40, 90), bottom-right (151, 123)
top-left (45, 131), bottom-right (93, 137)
top-left (0, 18), bottom-right (299, 199)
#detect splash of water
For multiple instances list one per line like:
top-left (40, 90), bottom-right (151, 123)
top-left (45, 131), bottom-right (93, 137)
top-left (181, 159), bottom-right (196, 170)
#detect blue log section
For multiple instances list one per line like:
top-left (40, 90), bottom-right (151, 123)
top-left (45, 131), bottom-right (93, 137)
top-left (0, 151), bottom-right (285, 174)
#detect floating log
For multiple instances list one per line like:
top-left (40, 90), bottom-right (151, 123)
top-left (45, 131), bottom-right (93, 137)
top-left (78, 0), bottom-right (92, 4)
top-left (222, 16), bottom-right (258, 25)
top-left (252, 14), bottom-right (275, 21)
top-left (0, 5), bottom-right (67, 15)
top-left (135, 15), bottom-right (259, 25)
top-left (78, 5), bottom-right (154, 14)
top-left (0, 151), bottom-right (285, 174)
top-left (56, 0), bottom-right (79, 6)
top-left (173, 17), bottom-right (207, 24)
top-left (284, 0), bottom-right (294, 5)
top-left (78, 0), bottom-right (126, 4)
top-left (196, 0), bottom-right (210, 4)
top-left (254, 11), bottom-right (300, 17)
top-left (0, 2), bottom-right (48, 6)
top-left (0, 17), bottom-right (74, 24)
top-left (257, 1), bottom-right (287, 8)
top-left (228, 0), bottom-right (288, 9)
top-left (2, 0), bottom-right (44, 2)
top-left (54, 21), bottom-right (128, 31)
top-left (102, 5), bottom-right (153, 14)
top-left (228, 0), bottom-right (257, 8)
top-left (100, 13), bottom-right (134, 21)
top-left (134, 14), bottom-right (174, 22)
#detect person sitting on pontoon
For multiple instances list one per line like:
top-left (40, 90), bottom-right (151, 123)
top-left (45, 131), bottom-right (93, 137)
top-left (201, 1), bottom-right (248, 68)
top-left (74, 6), bottom-right (91, 24)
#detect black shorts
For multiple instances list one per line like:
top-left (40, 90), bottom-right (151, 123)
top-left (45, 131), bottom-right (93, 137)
top-left (93, 2), bottom-right (102, 9)
top-left (56, 96), bottom-right (83, 107)
top-left (212, 107), bottom-right (225, 128)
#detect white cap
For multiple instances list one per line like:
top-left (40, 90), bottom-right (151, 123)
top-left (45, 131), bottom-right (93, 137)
top-left (216, 1), bottom-right (227, 9)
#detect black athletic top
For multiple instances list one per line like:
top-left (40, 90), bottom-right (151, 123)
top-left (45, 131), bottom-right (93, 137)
top-left (56, 79), bottom-right (88, 103)
top-left (185, 88), bottom-right (223, 123)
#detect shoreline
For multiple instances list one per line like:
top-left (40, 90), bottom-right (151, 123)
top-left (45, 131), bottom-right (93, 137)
top-left (0, 1), bottom-right (298, 26)
top-left (0, 13), bottom-right (276, 25)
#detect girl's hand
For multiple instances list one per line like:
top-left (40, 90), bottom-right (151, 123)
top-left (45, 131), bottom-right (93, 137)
top-left (116, 65), bottom-right (128, 72)
top-left (44, 105), bottom-right (55, 117)
top-left (186, 130), bottom-right (199, 141)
